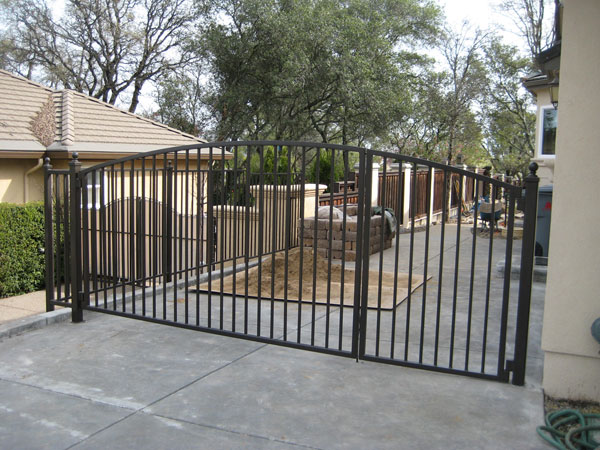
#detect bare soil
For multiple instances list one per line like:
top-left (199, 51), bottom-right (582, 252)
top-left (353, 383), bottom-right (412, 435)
top-left (202, 248), bottom-right (426, 310)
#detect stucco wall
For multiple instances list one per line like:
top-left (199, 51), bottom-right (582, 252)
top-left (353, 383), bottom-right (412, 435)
top-left (541, 0), bottom-right (600, 401)
top-left (0, 159), bottom-right (45, 203)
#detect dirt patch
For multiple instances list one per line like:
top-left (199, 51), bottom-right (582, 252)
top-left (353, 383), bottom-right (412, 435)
top-left (201, 248), bottom-right (427, 310)
top-left (545, 395), bottom-right (600, 416)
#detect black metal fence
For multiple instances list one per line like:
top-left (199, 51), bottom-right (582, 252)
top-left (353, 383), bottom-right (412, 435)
top-left (44, 141), bottom-right (538, 385)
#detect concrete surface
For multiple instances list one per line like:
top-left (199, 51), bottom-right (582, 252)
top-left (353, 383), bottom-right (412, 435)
top-left (0, 290), bottom-right (50, 324)
top-left (0, 223), bottom-right (548, 449)
top-left (0, 311), bottom-right (545, 450)
top-left (0, 291), bottom-right (70, 341)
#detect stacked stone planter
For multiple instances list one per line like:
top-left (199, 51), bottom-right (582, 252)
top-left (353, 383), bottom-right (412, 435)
top-left (300, 205), bottom-right (395, 261)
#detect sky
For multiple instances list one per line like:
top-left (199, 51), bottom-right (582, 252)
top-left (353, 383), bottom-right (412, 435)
top-left (440, 0), bottom-right (501, 28)
top-left (437, 0), bottom-right (526, 49)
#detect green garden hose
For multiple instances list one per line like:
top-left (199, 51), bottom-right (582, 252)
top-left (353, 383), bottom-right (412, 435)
top-left (537, 409), bottom-right (600, 449)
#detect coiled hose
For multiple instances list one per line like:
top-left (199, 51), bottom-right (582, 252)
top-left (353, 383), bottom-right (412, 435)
top-left (537, 409), bottom-right (600, 449)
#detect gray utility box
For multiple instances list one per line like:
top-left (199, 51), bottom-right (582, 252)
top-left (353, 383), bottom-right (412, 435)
top-left (535, 184), bottom-right (553, 258)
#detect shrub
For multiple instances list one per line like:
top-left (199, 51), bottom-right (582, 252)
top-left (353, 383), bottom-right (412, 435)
top-left (307, 150), bottom-right (347, 193)
top-left (0, 202), bottom-right (45, 297)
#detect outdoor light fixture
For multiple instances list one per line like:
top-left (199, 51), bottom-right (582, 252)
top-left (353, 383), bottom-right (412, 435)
top-left (549, 74), bottom-right (560, 109)
top-left (592, 318), bottom-right (600, 345)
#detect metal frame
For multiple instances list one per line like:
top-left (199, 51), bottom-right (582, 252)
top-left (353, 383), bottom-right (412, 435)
top-left (44, 141), bottom-right (539, 385)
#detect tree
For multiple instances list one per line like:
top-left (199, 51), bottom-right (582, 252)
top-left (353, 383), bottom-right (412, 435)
top-left (1, 0), bottom-right (197, 112)
top-left (193, 0), bottom-right (441, 144)
top-left (481, 38), bottom-right (536, 178)
top-left (153, 72), bottom-right (213, 137)
top-left (391, 25), bottom-right (488, 165)
top-left (498, 0), bottom-right (559, 63)
top-left (306, 150), bottom-right (347, 193)
top-left (389, 71), bottom-right (451, 161)
top-left (438, 25), bottom-right (488, 165)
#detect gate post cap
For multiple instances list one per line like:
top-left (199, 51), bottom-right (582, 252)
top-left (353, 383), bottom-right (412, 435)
top-left (69, 152), bottom-right (81, 168)
top-left (528, 162), bottom-right (538, 176)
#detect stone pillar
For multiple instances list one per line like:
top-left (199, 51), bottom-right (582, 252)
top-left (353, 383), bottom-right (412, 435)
top-left (402, 163), bottom-right (412, 229)
top-left (370, 162), bottom-right (380, 206)
top-left (429, 167), bottom-right (436, 223)
top-left (301, 184), bottom-right (328, 217)
top-left (354, 162), bottom-right (379, 206)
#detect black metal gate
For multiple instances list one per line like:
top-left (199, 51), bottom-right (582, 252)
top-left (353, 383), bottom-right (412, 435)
top-left (44, 141), bottom-right (538, 385)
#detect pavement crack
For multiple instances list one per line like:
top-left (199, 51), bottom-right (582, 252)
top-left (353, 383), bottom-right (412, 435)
top-left (0, 376), bottom-right (139, 412)
top-left (64, 345), bottom-right (270, 449)
top-left (142, 342), bottom-right (270, 412)
top-left (141, 411), bottom-right (326, 450)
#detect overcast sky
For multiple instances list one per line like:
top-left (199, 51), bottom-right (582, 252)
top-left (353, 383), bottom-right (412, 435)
top-left (437, 0), bottom-right (526, 48)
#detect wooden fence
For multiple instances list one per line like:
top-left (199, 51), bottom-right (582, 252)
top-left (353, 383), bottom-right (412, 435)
top-left (319, 165), bottom-right (488, 226)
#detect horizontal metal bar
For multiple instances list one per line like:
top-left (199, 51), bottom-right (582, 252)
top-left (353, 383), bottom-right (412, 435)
top-left (360, 355), bottom-right (508, 382)
top-left (80, 140), bottom-right (366, 174)
top-left (48, 300), bottom-right (72, 307)
top-left (83, 305), bottom-right (354, 358)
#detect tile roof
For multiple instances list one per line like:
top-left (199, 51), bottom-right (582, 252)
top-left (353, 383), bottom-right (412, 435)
top-left (0, 70), bottom-right (208, 157)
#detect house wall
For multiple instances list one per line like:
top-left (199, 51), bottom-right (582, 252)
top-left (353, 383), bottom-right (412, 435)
top-left (0, 155), bottom-right (214, 207)
top-left (23, 156), bottom-right (211, 215)
top-left (541, 0), bottom-right (600, 402)
top-left (0, 159), bottom-right (45, 204)
top-left (531, 90), bottom-right (555, 187)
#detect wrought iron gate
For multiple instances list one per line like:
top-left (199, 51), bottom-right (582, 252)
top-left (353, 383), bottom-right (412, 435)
top-left (44, 141), bottom-right (538, 385)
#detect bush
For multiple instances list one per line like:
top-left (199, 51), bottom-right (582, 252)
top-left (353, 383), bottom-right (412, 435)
top-left (0, 202), bottom-right (45, 297)
top-left (307, 150), bottom-right (347, 193)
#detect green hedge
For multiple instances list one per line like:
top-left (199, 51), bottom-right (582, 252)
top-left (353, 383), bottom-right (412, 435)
top-left (0, 202), bottom-right (45, 298)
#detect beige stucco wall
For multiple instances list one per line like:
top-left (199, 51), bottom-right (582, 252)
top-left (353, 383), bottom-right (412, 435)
top-left (1, 155), bottom-right (214, 206)
top-left (541, 0), bottom-right (600, 402)
top-left (0, 159), bottom-right (45, 203)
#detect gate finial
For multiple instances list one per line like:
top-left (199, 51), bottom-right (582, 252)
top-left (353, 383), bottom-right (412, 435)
top-left (528, 162), bottom-right (538, 176)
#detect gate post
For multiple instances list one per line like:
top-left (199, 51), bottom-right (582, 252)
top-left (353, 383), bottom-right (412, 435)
top-left (165, 161), bottom-right (173, 282)
top-left (512, 162), bottom-right (539, 385)
top-left (44, 158), bottom-right (55, 312)
top-left (69, 153), bottom-right (83, 323)
top-left (358, 152), bottom-right (374, 358)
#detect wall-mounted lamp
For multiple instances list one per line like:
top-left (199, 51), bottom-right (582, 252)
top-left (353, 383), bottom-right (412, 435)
top-left (549, 75), bottom-right (559, 109)
top-left (592, 317), bottom-right (600, 345)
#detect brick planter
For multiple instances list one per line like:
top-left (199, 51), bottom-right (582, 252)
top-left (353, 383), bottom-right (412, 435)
top-left (299, 205), bottom-right (395, 261)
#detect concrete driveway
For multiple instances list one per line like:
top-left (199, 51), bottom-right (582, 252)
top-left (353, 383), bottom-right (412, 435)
top-left (0, 285), bottom-right (546, 450)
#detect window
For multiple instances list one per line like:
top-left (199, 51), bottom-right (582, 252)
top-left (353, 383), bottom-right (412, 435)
top-left (540, 107), bottom-right (558, 156)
